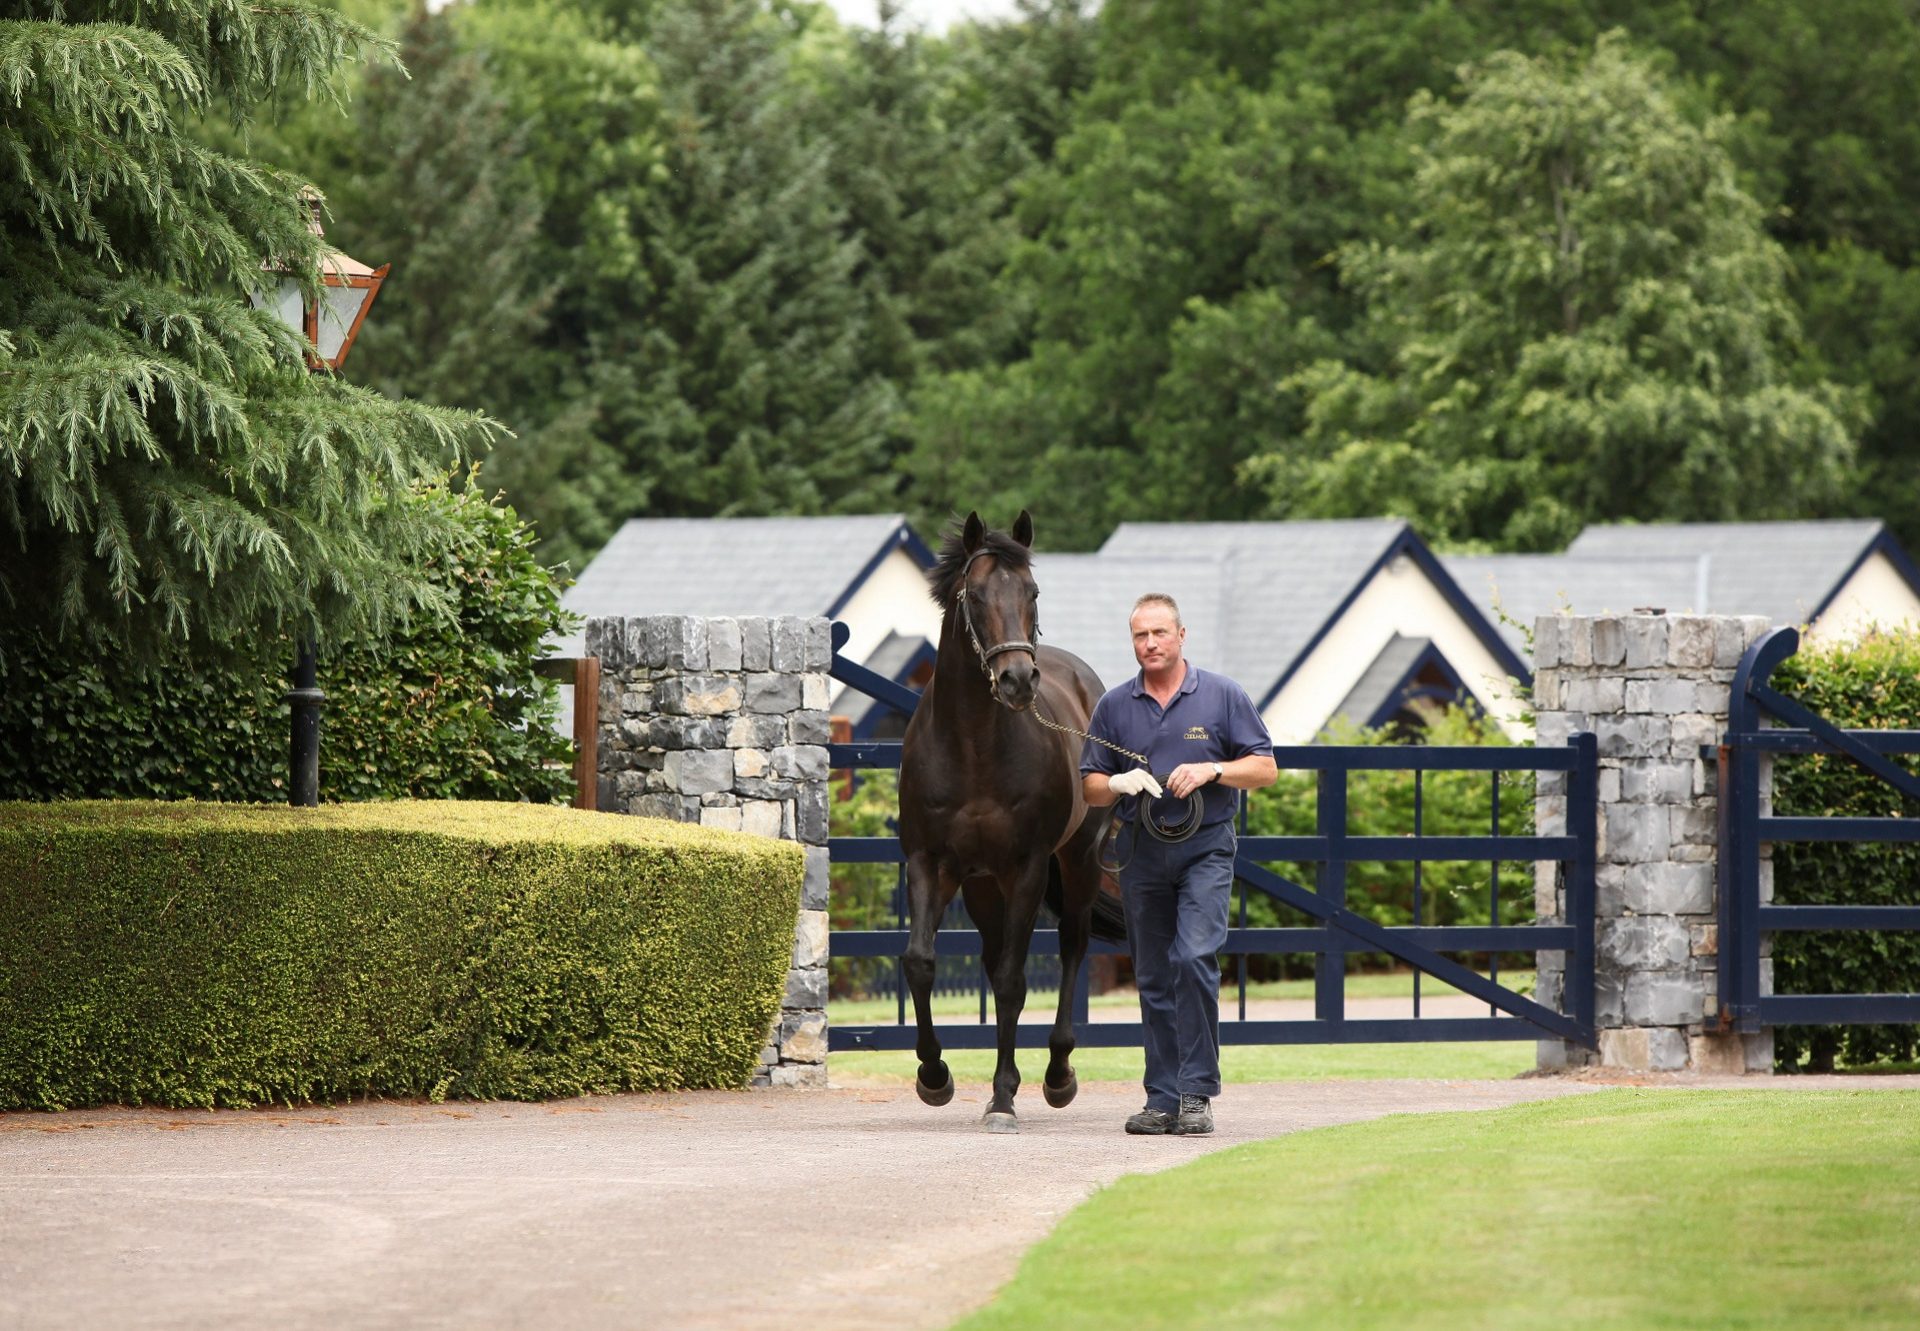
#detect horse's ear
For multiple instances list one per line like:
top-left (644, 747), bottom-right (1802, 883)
top-left (1011, 509), bottom-right (1034, 549)
top-left (962, 511), bottom-right (985, 555)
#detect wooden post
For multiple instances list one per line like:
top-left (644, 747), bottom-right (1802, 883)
top-left (830, 715), bottom-right (852, 801)
top-left (536, 656), bottom-right (600, 811)
top-left (573, 656), bottom-right (599, 811)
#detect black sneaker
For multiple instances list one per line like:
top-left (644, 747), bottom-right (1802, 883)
top-left (1175, 1094), bottom-right (1214, 1135)
top-left (1124, 1106), bottom-right (1177, 1135)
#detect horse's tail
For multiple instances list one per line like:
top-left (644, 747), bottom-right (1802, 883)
top-left (1046, 852), bottom-right (1128, 944)
top-left (1087, 884), bottom-right (1128, 943)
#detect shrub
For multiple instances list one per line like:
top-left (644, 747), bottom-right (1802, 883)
top-left (1769, 628), bottom-right (1920, 1072)
top-left (0, 471), bottom-right (576, 805)
top-left (0, 800), bottom-right (802, 1108)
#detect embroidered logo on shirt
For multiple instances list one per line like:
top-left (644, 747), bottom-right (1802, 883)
top-left (1184, 725), bottom-right (1209, 741)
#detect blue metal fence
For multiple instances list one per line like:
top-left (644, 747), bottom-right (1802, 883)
top-left (1715, 626), bottom-right (1920, 1031)
top-left (825, 623), bottom-right (1598, 1053)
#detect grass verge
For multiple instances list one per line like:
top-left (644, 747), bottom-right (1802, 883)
top-left (831, 1040), bottom-right (1536, 1087)
top-left (830, 970), bottom-right (1535, 1024)
top-left (954, 1089), bottom-right (1920, 1331)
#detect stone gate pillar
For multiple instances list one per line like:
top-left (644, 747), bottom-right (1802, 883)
top-left (585, 614), bottom-right (832, 1088)
top-left (1532, 613), bottom-right (1775, 1074)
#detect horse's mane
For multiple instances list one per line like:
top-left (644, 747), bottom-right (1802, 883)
top-left (926, 522), bottom-right (1032, 608)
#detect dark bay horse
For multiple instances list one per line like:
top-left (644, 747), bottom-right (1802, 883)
top-left (898, 510), bottom-right (1127, 1133)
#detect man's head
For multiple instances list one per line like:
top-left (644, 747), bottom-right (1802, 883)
top-left (1129, 593), bottom-right (1185, 678)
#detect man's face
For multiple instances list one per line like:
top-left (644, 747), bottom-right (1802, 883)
top-left (1130, 603), bottom-right (1184, 674)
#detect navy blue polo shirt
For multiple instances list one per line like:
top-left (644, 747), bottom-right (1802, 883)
top-left (1080, 663), bottom-right (1274, 827)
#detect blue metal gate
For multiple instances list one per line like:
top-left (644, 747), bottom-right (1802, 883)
top-left (1714, 626), bottom-right (1920, 1031)
top-left (825, 623), bottom-right (1597, 1054)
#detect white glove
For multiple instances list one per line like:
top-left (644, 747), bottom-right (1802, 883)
top-left (1107, 768), bottom-right (1164, 799)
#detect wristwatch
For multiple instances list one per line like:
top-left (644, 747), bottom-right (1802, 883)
top-left (1210, 761), bottom-right (1224, 783)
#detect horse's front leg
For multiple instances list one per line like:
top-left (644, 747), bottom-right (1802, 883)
top-left (1043, 843), bottom-right (1100, 1109)
top-left (903, 848), bottom-right (954, 1107)
top-left (982, 858), bottom-right (1046, 1133)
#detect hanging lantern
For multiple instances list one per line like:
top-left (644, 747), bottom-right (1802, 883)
top-left (251, 187), bottom-right (389, 371)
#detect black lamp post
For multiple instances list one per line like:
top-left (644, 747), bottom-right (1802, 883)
top-left (251, 189), bottom-right (389, 806)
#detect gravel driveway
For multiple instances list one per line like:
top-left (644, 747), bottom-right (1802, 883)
top-left (4, 1072), bottom-right (1913, 1329)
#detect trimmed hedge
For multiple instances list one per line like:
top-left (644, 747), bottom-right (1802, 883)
top-left (0, 801), bottom-right (802, 1108)
top-left (1771, 629), bottom-right (1920, 1071)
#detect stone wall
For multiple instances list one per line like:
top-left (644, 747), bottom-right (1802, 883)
top-left (584, 614), bottom-right (832, 1088)
top-left (1532, 613), bottom-right (1775, 1074)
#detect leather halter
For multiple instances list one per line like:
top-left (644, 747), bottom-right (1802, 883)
top-left (955, 548), bottom-right (1038, 687)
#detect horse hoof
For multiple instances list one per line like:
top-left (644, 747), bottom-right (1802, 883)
top-left (1042, 1071), bottom-right (1078, 1108)
top-left (915, 1062), bottom-right (954, 1107)
top-left (981, 1111), bottom-right (1019, 1134)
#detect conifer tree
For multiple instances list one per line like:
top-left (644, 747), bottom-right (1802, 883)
top-left (0, 0), bottom-right (500, 652)
top-left (601, 0), bottom-right (896, 518)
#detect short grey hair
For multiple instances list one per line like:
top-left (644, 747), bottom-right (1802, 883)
top-left (1131, 592), bottom-right (1182, 628)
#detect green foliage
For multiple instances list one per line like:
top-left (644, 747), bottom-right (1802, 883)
top-left (1243, 708), bottom-right (1536, 978)
top-left (1252, 33), bottom-right (1862, 550)
top-left (1769, 629), bottom-right (1920, 1071)
top-left (138, 0), bottom-right (1920, 560)
top-left (907, 65), bottom-right (1359, 548)
top-left (0, 473), bottom-right (577, 804)
top-left (0, 799), bottom-right (801, 1108)
top-left (0, 0), bottom-right (502, 652)
top-left (596, 0), bottom-right (896, 522)
top-left (827, 768), bottom-right (903, 997)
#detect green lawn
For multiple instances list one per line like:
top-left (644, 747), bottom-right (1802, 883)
top-left (954, 1090), bottom-right (1920, 1331)
top-left (831, 1040), bottom-right (1536, 1086)
top-left (830, 969), bottom-right (1539, 1084)
top-left (829, 969), bottom-right (1533, 1024)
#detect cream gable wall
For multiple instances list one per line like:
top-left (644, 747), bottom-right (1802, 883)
top-left (1806, 550), bottom-right (1920, 644)
top-left (1262, 553), bottom-right (1528, 744)
top-left (827, 547), bottom-right (942, 707)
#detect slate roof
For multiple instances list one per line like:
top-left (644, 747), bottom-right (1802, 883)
top-left (1447, 520), bottom-right (1908, 656)
top-left (841, 631), bottom-right (934, 733)
top-left (1442, 554), bottom-right (1708, 656)
top-left (1096, 520), bottom-right (1503, 705)
top-left (552, 514), bottom-right (930, 655)
top-left (1027, 552), bottom-right (1235, 693)
top-left (1565, 520), bottom-right (1892, 627)
top-left (1331, 635), bottom-right (1436, 729)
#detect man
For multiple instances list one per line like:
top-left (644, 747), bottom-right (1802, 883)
top-left (1081, 593), bottom-right (1278, 1136)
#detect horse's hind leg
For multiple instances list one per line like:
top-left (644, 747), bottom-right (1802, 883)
top-left (903, 850), bottom-right (953, 1107)
top-left (1044, 836), bottom-right (1100, 1109)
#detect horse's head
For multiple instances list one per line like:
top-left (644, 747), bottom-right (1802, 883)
top-left (953, 509), bottom-right (1040, 711)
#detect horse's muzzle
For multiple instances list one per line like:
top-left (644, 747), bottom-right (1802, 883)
top-left (995, 658), bottom-right (1038, 711)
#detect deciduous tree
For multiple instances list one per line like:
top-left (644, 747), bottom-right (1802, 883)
top-left (1249, 35), bottom-right (1862, 549)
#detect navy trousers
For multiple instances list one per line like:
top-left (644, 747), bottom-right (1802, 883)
top-left (1119, 820), bottom-right (1235, 1112)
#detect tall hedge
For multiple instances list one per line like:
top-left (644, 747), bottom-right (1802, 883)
top-left (0, 473), bottom-right (575, 804)
top-left (0, 801), bottom-right (802, 1108)
top-left (1770, 629), bottom-right (1920, 1072)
